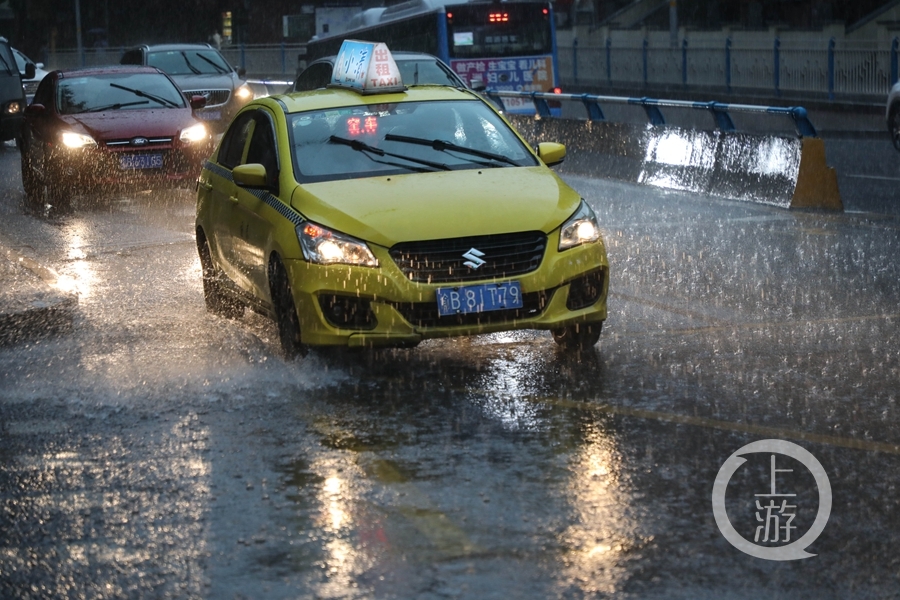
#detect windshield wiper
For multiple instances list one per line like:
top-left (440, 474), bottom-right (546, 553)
top-left (83, 100), bottom-right (149, 113)
top-left (329, 135), bottom-right (451, 172)
top-left (109, 83), bottom-right (180, 108)
top-left (179, 51), bottom-right (202, 75)
top-left (384, 133), bottom-right (520, 167)
top-left (195, 53), bottom-right (229, 74)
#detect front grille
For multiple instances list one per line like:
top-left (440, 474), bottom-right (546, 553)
top-left (183, 89), bottom-right (231, 107)
top-left (393, 289), bottom-right (553, 328)
top-left (105, 137), bottom-right (173, 147)
top-left (389, 231), bottom-right (546, 284)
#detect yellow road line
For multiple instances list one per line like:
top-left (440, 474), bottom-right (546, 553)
top-left (527, 396), bottom-right (900, 455)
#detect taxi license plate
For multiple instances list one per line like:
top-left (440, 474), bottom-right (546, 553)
top-left (436, 281), bottom-right (523, 317)
top-left (120, 153), bottom-right (163, 170)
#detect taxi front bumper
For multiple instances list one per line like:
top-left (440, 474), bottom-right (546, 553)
top-left (282, 237), bottom-right (609, 347)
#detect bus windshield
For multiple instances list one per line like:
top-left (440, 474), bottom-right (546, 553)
top-left (446, 3), bottom-right (553, 59)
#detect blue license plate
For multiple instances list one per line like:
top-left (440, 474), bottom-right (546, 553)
top-left (120, 153), bottom-right (163, 170)
top-left (436, 281), bottom-right (523, 317)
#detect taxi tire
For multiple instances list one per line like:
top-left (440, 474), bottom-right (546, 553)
top-left (268, 256), bottom-right (307, 359)
top-left (198, 237), bottom-right (243, 319)
top-left (552, 322), bottom-right (602, 352)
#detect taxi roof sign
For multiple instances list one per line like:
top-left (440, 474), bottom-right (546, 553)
top-left (330, 40), bottom-right (406, 95)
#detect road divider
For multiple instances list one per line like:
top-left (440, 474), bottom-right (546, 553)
top-left (493, 91), bottom-right (842, 211)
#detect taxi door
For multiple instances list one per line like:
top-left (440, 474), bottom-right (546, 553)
top-left (206, 111), bottom-right (256, 289)
top-left (229, 109), bottom-right (281, 300)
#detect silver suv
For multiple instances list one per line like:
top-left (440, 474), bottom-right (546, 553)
top-left (121, 43), bottom-right (253, 131)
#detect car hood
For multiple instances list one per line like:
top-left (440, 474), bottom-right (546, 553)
top-left (290, 167), bottom-right (582, 248)
top-left (62, 109), bottom-right (195, 140)
top-left (168, 72), bottom-right (239, 92)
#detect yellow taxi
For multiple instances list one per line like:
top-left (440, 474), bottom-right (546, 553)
top-left (195, 41), bottom-right (609, 356)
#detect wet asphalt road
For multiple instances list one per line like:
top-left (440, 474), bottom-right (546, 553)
top-left (0, 139), bottom-right (899, 599)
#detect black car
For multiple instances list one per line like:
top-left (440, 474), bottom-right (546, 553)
top-left (0, 36), bottom-right (32, 143)
top-left (293, 51), bottom-right (474, 93)
top-left (121, 43), bottom-right (253, 131)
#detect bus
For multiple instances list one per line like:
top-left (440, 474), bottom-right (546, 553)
top-left (300, 0), bottom-right (560, 114)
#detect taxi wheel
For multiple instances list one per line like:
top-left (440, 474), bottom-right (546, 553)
top-left (552, 322), bottom-right (602, 352)
top-left (198, 236), bottom-right (243, 319)
top-left (268, 256), bottom-right (307, 359)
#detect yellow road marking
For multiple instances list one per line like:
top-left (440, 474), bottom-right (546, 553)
top-left (526, 396), bottom-right (900, 455)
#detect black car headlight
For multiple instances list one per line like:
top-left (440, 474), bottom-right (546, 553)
top-left (559, 200), bottom-right (601, 251)
top-left (297, 222), bottom-right (378, 267)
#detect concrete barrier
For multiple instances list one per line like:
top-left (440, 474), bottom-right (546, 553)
top-left (507, 115), bottom-right (843, 211)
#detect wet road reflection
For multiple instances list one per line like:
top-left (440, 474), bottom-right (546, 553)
top-left (0, 154), bottom-right (899, 597)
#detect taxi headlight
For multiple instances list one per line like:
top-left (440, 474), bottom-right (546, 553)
top-left (235, 85), bottom-right (253, 101)
top-left (61, 131), bottom-right (97, 149)
top-left (559, 200), bottom-right (601, 251)
top-left (180, 122), bottom-right (208, 143)
top-left (297, 222), bottom-right (378, 267)
top-left (5, 101), bottom-right (21, 114)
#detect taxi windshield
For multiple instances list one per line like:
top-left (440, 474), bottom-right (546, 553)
top-left (289, 99), bottom-right (538, 183)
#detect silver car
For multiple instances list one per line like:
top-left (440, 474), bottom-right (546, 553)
top-left (121, 43), bottom-right (254, 132)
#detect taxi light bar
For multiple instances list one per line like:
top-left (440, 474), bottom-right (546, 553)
top-left (330, 40), bottom-right (405, 95)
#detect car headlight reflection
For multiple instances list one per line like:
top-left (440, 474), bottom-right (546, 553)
top-left (559, 200), bottom-right (601, 251)
top-left (180, 122), bottom-right (209, 143)
top-left (297, 222), bottom-right (378, 267)
top-left (61, 131), bottom-right (97, 149)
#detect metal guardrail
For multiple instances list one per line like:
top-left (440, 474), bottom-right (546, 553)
top-left (485, 89), bottom-right (819, 138)
top-left (565, 36), bottom-right (900, 102)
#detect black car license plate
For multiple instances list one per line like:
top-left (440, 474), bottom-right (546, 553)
top-left (436, 281), bottom-right (523, 317)
top-left (120, 153), bottom-right (163, 170)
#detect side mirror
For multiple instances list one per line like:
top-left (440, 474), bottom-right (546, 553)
top-left (24, 103), bottom-right (45, 116)
top-left (189, 94), bottom-right (207, 110)
top-left (236, 66), bottom-right (247, 78)
top-left (469, 78), bottom-right (486, 92)
top-left (233, 163), bottom-right (268, 188)
top-left (24, 63), bottom-right (35, 80)
top-left (537, 142), bottom-right (566, 167)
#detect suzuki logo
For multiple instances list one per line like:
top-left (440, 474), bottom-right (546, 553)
top-left (462, 248), bottom-right (486, 269)
top-left (131, 137), bottom-right (148, 146)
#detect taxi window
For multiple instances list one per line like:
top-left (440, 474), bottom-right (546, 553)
top-left (245, 113), bottom-right (279, 189)
top-left (288, 99), bottom-right (537, 183)
top-left (218, 112), bottom-right (255, 169)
